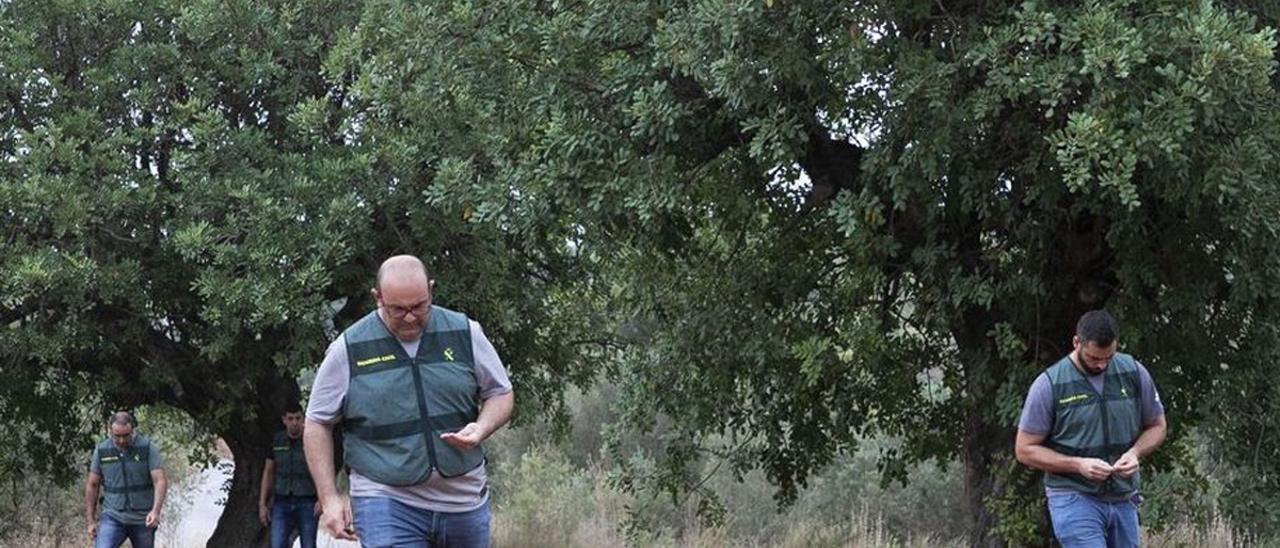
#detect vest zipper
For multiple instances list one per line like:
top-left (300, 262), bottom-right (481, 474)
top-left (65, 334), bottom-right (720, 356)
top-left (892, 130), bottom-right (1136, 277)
top-left (285, 440), bottom-right (292, 495)
top-left (409, 353), bottom-right (438, 474)
top-left (119, 448), bottom-right (133, 510)
top-left (1096, 365), bottom-right (1113, 494)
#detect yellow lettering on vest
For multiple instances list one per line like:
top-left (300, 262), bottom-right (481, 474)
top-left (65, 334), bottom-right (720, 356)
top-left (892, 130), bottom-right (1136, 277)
top-left (1058, 394), bottom-right (1090, 405)
top-left (355, 354), bottom-right (397, 367)
top-left (444, 347), bottom-right (454, 361)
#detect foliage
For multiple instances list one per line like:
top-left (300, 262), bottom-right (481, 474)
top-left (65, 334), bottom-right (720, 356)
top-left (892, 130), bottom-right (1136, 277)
top-left (0, 0), bottom-right (594, 543)
top-left (332, 0), bottom-right (1280, 543)
top-left (1200, 333), bottom-right (1280, 540)
top-left (6, 0), bottom-right (1280, 544)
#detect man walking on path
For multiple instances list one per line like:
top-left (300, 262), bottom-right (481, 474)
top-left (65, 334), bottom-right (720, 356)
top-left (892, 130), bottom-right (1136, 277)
top-left (305, 255), bottom-right (514, 547)
top-left (260, 401), bottom-right (320, 548)
top-left (84, 411), bottom-right (168, 548)
top-left (1015, 310), bottom-right (1168, 547)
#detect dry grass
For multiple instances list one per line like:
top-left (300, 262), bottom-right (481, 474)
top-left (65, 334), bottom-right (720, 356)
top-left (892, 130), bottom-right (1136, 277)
top-left (0, 488), bottom-right (1259, 548)
top-left (0, 441), bottom-right (1267, 548)
top-left (1143, 516), bottom-right (1243, 548)
top-left (490, 447), bottom-right (959, 548)
top-left (487, 445), bottom-right (1267, 548)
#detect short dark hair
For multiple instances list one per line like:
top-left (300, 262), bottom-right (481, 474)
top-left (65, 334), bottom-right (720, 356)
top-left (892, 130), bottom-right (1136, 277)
top-left (1076, 310), bottom-right (1118, 346)
top-left (282, 401), bottom-right (304, 415)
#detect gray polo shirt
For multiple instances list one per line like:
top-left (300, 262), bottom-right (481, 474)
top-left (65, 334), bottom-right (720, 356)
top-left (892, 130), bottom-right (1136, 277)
top-left (90, 435), bottom-right (165, 525)
top-left (1017, 357), bottom-right (1164, 498)
top-left (307, 318), bottom-right (512, 513)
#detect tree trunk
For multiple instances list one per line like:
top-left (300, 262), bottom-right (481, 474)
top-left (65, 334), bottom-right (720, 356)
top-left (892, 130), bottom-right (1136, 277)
top-left (963, 408), bottom-right (1011, 547)
top-left (206, 427), bottom-right (272, 548)
top-left (203, 366), bottom-right (303, 548)
top-left (954, 303), bottom-right (1016, 548)
top-left (959, 285), bottom-right (1100, 547)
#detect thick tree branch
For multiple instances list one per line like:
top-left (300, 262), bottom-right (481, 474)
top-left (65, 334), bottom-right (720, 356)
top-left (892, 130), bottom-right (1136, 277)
top-left (799, 131), bottom-right (864, 208)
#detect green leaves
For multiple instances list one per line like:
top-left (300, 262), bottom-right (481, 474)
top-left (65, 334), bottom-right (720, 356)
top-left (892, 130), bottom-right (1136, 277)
top-left (5, 0), bottom-right (1280, 541)
top-left (326, 0), bottom-right (1280, 539)
top-left (0, 0), bottom-right (372, 513)
top-left (1051, 110), bottom-right (1141, 208)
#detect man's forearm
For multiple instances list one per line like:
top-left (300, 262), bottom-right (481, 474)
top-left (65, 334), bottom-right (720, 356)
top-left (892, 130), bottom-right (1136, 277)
top-left (1016, 443), bottom-right (1083, 475)
top-left (152, 474), bottom-right (167, 512)
top-left (475, 392), bottom-right (514, 439)
top-left (1128, 420), bottom-right (1168, 459)
top-left (259, 465), bottom-right (274, 507)
top-left (84, 481), bottom-right (98, 524)
top-left (303, 420), bottom-right (341, 501)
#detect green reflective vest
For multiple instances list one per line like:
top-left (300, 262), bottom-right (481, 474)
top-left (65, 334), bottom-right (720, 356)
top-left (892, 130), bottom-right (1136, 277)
top-left (341, 306), bottom-right (484, 486)
top-left (1043, 353), bottom-right (1143, 495)
top-left (96, 436), bottom-right (154, 512)
top-left (271, 431), bottom-right (316, 497)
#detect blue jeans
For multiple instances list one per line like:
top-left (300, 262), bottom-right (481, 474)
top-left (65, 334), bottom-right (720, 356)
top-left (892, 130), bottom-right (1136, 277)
top-left (271, 495), bottom-right (319, 548)
top-left (94, 513), bottom-right (154, 548)
top-left (1048, 492), bottom-right (1139, 548)
top-left (351, 496), bottom-right (490, 548)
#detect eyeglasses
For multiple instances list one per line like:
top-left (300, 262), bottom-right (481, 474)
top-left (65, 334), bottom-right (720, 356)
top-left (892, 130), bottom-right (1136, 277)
top-left (384, 300), bottom-right (431, 319)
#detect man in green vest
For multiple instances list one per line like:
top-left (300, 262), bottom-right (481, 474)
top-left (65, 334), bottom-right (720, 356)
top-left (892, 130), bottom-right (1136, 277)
top-left (83, 411), bottom-right (168, 548)
top-left (259, 401), bottom-right (320, 548)
top-left (1015, 310), bottom-right (1168, 547)
top-left (304, 255), bottom-right (514, 547)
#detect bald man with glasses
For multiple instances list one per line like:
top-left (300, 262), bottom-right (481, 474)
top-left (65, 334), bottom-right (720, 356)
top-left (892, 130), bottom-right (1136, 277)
top-left (304, 255), bottom-right (514, 548)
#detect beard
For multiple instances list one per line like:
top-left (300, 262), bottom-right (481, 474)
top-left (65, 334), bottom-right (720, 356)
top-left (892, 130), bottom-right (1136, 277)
top-left (1075, 349), bottom-right (1107, 375)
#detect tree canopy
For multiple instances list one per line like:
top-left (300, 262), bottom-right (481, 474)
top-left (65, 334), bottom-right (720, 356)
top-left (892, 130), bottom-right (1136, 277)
top-left (4, 0), bottom-right (1280, 545)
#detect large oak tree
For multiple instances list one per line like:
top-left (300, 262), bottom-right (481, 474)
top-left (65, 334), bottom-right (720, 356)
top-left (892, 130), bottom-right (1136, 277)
top-left (5, 0), bottom-right (1280, 545)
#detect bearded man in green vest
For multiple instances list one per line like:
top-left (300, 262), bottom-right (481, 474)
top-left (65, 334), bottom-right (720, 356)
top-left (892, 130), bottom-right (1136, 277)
top-left (1015, 310), bottom-right (1168, 548)
top-left (83, 411), bottom-right (168, 548)
top-left (304, 255), bottom-right (515, 547)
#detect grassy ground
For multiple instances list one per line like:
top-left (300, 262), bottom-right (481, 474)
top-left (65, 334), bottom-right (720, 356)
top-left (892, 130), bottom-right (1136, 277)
top-left (2, 397), bottom-right (1272, 548)
top-left (0, 447), bottom-right (1263, 548)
